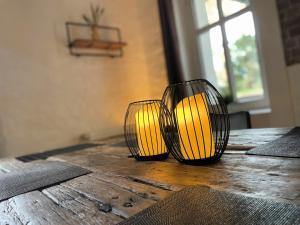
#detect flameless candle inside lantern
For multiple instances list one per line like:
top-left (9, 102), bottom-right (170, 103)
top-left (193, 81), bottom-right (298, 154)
top-left (135, 103), bottom-right (167, 156)
top-left (175, 93), bottom-right (215, 160)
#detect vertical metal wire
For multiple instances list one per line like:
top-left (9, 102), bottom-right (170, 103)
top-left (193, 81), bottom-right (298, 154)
top-left (201, 85), bottom-right (218, 156)
top-left (150, 103), bottom-right (159, 155)
top-left (124, 100), bottom-right (169, 161)
top-left (160, 79), bottom-right (229, 165)
top-left (172, 86), bottom-right (192, 161)
top-left (160, 86), bottom-right (182, 162)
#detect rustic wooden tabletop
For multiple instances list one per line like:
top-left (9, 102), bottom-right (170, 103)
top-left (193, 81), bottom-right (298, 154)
top-left (0, 128), bottom-right (299, 225)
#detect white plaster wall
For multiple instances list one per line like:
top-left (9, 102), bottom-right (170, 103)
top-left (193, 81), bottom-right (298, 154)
top-left (252, 0), bottom-right (295, 127)
top-left (0, 0), bottom-right (168, 157)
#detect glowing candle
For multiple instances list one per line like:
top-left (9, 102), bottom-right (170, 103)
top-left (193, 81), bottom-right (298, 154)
top-left (175, 93), bottom-right (215, 159)
top-left (135, 102), bottom-right (167, 156)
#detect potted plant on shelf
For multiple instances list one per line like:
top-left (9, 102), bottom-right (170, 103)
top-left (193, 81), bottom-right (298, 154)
top-left (82, 4), bottom-right (105, 41)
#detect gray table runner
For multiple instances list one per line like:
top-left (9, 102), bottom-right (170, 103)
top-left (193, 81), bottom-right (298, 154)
top-left (246, 127), bottom-right (300, 158)
top-left (119, 185), bottom-right (300, 225)
top-left (0, 160), bottom-right (90, 201)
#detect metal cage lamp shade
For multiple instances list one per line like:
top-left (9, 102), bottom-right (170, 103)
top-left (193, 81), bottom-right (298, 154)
top-left (159, 79), bottom-right (230, 165)
top-left (124, 100), bottom-right (169, 160)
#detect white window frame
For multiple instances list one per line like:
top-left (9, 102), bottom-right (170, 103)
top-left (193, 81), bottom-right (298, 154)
top-left (192, 0), bottom-right (269, 111)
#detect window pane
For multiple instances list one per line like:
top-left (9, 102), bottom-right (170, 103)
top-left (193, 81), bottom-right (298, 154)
top-left (222, 0), bottom-right (249, 16)
top-left (193, 0), bottom-right (219, 29)
top-left (225, 12), bottom-right (264, 99)
top-left (198, 26), bottom-right (230, 97)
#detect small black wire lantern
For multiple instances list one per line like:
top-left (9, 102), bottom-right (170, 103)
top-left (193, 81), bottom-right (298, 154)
top-left (124, 100), bottom-right (169, 160)
top-left (159, 79), bottom-right (230, 165)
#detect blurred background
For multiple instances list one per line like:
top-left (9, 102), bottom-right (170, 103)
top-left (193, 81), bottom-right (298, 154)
top-left (0, 0), bottom-right (299, 158)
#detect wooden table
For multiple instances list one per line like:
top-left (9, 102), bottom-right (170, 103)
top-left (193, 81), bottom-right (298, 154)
top-left (0, 128), bottom-right (299, 224)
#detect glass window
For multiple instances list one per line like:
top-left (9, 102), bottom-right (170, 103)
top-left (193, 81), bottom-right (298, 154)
top-left (225, 12), bottom-right (263, 99)
top-left (221, 0), bottom-right (249, 16)
top-left (198, 26), bottom-right (230, 96)
top-left (193, 0), bottom-right (219, 29)
top-left (193, 0), bottom-right (264, 102)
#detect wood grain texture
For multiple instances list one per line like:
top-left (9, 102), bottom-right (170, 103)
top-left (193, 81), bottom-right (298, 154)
top-left (62, 174), bottom-right (156, 219)
top-left (50, 134), bottom-right (300, 205)
top-left (0, 200), bottom-right (23, 225)
top-left (0, 160), bottom-right (90, 201)
top-left (89, 172), bottom-right (172, 201)
top-left (0, 128), bottom-right (299, 225)
top-left (71, 39), bottom-right (127, 50)
top-left (43, 185), bottom-right (122, 225)
top-left (0, 191), bottom-right (82, 225)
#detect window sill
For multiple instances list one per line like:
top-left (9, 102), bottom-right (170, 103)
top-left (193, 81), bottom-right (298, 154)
top-left (227, 98), bottom-right (270, 114)
top-left (249, 108), bottom-right (271, 115)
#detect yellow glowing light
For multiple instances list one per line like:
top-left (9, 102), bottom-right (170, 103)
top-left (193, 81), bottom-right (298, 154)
top-left (135, 102), bottom-right (167, 156)
top-left (175, 93), bottom-right (215, 159)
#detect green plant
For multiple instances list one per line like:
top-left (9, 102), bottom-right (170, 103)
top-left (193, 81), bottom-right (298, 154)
top-left (82, 4), bottom-right (105, 26)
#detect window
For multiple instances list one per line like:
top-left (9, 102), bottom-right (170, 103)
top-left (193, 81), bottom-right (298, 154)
top-left (192, 0), bottom-right (265, 103)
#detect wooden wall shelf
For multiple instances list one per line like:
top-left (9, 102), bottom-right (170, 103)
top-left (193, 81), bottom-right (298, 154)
top-left (70, 39), bottom-right (127, 50)
top-left (66, 22), bottom-right (127, 57)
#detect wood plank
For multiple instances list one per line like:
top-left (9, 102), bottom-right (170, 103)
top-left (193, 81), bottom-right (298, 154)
top-left (0, 191), bottom-right (82, 225)
top-left (0, 160), bottom-right (90, 201)
top-left (89, 172), bottom-right (173, 201)
top-left (0, 128), bottom-right (296, 225)
top-left (50, 148), bottom-right (300, 205)
top-left (125, 174), bottom-right (183, 192)
top-left (0, 127), bottom-right (297, 225)
top-left (43, 185), bottom-right (123, 225)
top-left (62, 174), bottom-right (156, 219)
top-left (0, 200), bottom-right (23, 225)
top-left (50, 146), bottom-right (300, 179)
top-left (71, 39), bottom-right (127, 50)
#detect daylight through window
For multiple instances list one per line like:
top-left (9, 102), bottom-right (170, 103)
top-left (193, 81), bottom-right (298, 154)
top-left (193, 0), bottom-right (264, 102)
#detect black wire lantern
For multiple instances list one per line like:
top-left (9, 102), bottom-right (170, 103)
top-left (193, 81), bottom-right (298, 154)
top-left (124, 100), bottom-right (169, 161)
top-left (159, 79), bottom-right (230, 165)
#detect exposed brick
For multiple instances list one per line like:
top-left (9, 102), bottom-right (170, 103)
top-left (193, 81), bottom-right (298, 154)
top-left (289, 26), bottom-right (300, 37)
top-left (298, 37), bottom-right (300, 46)
top-left (292, 48), bottom-right (300, 56)
top-left (286, 6), bottom-right (300, 18)
top-left (282, 16), bottom-right (300, 28)
top-left (285, 39), bottom-right (297, 48)
top-left (277, 0), bottom-right (290, 9)
top-left (289, 0), bottom-right (300, 6)
top-left (277, 0), bottom-right (300, 65)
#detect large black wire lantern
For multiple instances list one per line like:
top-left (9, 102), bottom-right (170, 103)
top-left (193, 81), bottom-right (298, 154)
top-left (124, 100), bottom-right (169, 161)
top-left (159, 79), bottom-right (230, 165)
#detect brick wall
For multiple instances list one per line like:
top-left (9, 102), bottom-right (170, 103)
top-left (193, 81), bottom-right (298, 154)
top-left (277, 0), bottom-right (300, 66)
